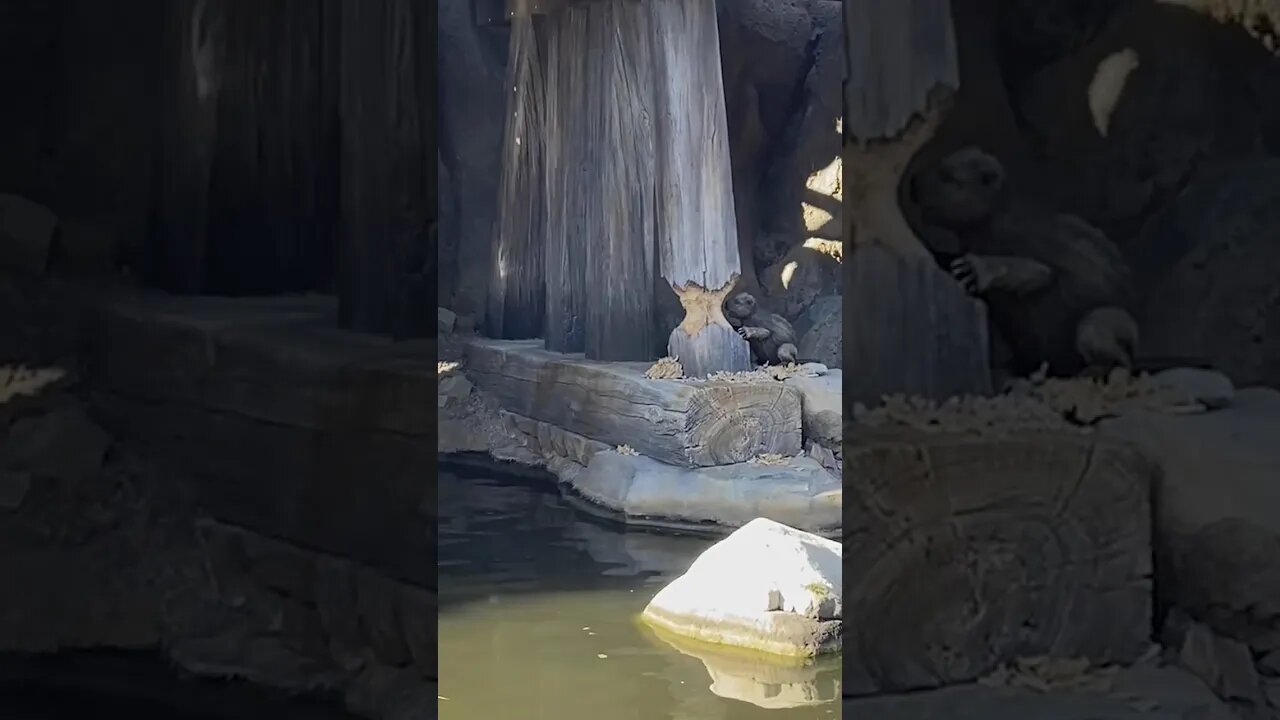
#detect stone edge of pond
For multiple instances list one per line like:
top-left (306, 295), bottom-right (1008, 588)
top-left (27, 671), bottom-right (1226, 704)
top-left (440, 446), bottom-right (840, 539)
top-left (568, 449), bottom-right (841, 535)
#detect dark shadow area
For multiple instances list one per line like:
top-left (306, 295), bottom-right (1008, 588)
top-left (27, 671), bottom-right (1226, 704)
top-left (0, 1), bottom-right (437, 718)
top-left (437, 455), bottom-right (711, 614)
top-left (843, 0), bottom-right (1280, 717)
top-left (0, 650), bottom-right (358, 720)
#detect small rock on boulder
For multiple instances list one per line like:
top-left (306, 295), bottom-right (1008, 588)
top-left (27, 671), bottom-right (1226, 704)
top-left (640, 517), bottom-right (841, 659)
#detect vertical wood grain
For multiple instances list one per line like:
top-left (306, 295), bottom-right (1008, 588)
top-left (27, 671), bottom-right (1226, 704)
top-left (489, 11), bottom-right (547, 339)
top-left (650, 0), bottom-right (741, 294)
top-left (844, 0), bottom-right (960, 142)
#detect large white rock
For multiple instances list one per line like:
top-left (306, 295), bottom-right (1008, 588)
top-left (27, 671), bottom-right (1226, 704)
top-left (640, 518), bottom-right (841, 658)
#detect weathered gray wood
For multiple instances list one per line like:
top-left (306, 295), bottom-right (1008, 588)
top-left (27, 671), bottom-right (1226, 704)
top-left (842, 432), bottom-right (1153, 695)
top-left (650, 0), bottom-right (739, 292)
top-left (845, 0), bottom-right (959, 260)
top-left (488, 12), bottom-right (547, 339)
top-left (841, 0), bottom-right (990, 395)
top-left (542, 8), bottom-right (587, 353)
top-left (205, 0), bottom-right (339, 295)
top-left (582, 0), bottom-right (656, 360)
top-left (150, 0), bottom-right (224, 293)
top-left (844, 243), bottom-right (992, 403)
top-left (336, 0), bottom-right (435, 337)
top-left (151, 0), bottom-right (340, 296)
top-left (650, 0), bottom-right (751, 375)
top-left (844, 0), bottom-right (959, 142)
top-left (669, 321), bottom-right (750, 379)
top-left (464, 338), bottom-right (803, 467)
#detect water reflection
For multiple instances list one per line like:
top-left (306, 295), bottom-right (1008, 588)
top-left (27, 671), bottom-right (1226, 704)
top-left (643, 627), bottom-right (842, 710)
top-left (437, 462), bottom-right (841, 719)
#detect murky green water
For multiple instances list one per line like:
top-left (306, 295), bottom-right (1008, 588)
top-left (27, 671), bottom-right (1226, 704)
top-left (438, 461), bottom-right (841, 720)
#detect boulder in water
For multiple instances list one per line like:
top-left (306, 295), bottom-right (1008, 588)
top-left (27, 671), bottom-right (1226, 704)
top-left (640, 518), bottom-right (841, 658)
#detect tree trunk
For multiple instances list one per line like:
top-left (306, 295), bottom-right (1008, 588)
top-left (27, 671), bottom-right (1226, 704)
top-left (540, 0), bottom-right (656, 360)
top-left (489, 10), bottom-right (547, 340)
top-left (542, 8), bottom-right (587, 353)
top-left (151, 0), bottom-right (339, 297)
top-left (844, 0), bottom-right (959, 259)
top-left (205, 0), bottom-right (338, 295)
top-left (335, 0), bottom-right (435, 338)
top-left (843, 244), bottom-right (992, 403)
top-left (583, 0), bottom-right (656, 361)
top-left (651, 0), bottom-right (750, 377)
top-left (149, 0), bottom-right (223, 293)
top-left (841, 0), bottom-right (992, 399)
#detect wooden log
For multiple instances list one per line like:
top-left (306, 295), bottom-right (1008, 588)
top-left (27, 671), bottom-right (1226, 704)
top-left (85, 295), bottom-right (436, 587)
top-left (842, 432), bottom-right (1153, 695)
top-left (844, 0), bottom-right (959, 260)
top-left (464, 338), bottom-right (803, 468)
top-left (336, 0), bottom-right (436, 338)
top-left (581, 0), bottom-right (656, 361)
top-left (650, 0), bottom-right (751, 377)
top-left (488, 9), bottom-right (547, 339)
top-left (542, 8), bottom-right (587, 352)
top-left (844, 243), bottom-right (992, 403)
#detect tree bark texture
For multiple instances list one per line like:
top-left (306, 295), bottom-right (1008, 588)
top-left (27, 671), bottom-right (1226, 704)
top-left (336, 0), bottom-right (436, 338)
top-left (489, 11), bottom-right (548, 340)
top-left (150, 0), bottom-right (339, 296)
top-left (650, 0), bottom-right (751, 375)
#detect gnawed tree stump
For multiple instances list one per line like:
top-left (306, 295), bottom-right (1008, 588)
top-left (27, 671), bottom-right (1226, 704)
top-left (843, 0), bottom-right (993, 397)
top-left (465, 338), bottom-right (802, 467)
top-left (488, 8), bottom-right (546, 339)
top-left (844, 0), bottom-right (959, 259)
top-left (842, 433), bottom-right (1154, 695)
top-left (651, 0), bottom-right (751, 378)
top-left (844, 244), bottom-right (992, 403)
